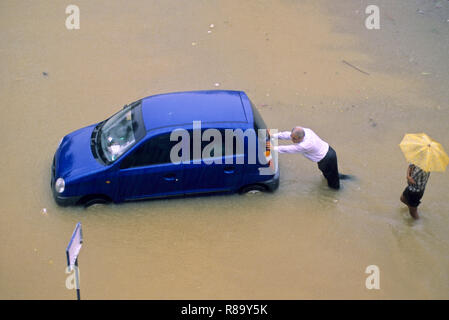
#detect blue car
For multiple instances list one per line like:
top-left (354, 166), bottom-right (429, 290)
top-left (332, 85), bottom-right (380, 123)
top-left (51, 90), bottom-right (279, 207)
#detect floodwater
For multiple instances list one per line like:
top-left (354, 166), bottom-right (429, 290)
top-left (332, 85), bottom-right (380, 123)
top-left (1, 0), bottom-right (448, 299)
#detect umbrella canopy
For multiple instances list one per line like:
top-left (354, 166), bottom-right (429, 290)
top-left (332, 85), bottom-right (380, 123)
top-left (399, 133), bottom-right (449, 172)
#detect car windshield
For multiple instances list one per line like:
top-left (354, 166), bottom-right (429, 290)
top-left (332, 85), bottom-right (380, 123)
top-left (99, 101), bottom-right (142, 163)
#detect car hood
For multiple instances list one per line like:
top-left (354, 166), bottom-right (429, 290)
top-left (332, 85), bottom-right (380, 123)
top-left (55, 124), bottom-right (105, 180)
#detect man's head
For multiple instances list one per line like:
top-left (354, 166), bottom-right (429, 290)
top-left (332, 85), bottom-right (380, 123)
top-left (290, 127), bottom-right (305, 143)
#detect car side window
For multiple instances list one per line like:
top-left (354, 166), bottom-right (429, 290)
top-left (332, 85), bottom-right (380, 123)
top-left (120, 133), bottom-right (181, 169)
top-left (189, 129), bottom-right (245, 161)
top-left (190, 130), bottom-right (221, 160)
top-left (223, 129), bottom-right (247, 157)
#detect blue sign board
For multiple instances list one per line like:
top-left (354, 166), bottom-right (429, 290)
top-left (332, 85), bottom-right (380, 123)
top-left (66, 222), bottom-right (83, 268)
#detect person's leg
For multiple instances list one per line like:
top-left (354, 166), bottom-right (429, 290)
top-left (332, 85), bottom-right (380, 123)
top-left (318, 147), bottom-right (340, 190)
top-left (408, 206), bottom-right (419, 220)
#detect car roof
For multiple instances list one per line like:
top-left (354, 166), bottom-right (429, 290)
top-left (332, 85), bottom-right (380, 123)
top-left (140, 90), bottom-right (250, 131)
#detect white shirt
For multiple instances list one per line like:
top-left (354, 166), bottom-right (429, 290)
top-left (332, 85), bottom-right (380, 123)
top-left (272, 128), bottom-right (329, 162)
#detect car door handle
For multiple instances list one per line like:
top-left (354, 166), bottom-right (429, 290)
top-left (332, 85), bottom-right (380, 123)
top-left (224, 166), bottom-right (235, 174)
top-left (163, 174), bottom-right (178, 181)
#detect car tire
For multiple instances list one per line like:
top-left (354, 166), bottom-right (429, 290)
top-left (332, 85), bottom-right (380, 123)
top-left (80, 195), bottom-right (111, 208)
top-left (239, 184), bottom-right (267, 195)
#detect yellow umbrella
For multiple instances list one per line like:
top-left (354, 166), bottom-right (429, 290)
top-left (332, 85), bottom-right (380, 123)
top-left (399, 133), bottom-right (449, 172)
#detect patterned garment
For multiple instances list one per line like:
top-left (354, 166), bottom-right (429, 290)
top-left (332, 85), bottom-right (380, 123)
top-left (408, 164), bottom-right (430, 192)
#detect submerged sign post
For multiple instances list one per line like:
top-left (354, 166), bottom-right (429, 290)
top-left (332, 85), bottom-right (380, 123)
top-left (66, 222), bottom-right (83, 300)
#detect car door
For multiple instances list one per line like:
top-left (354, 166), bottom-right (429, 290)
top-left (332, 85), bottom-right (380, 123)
top-left (116, 133), bottom-right (184, 201)
top-left (182, 129), bottom-right (244, 194)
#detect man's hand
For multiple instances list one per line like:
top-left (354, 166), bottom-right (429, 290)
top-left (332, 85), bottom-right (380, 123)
top-left (407, 176), bottom-right (416, 185)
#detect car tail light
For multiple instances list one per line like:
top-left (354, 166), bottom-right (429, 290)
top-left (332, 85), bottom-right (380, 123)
top-left (265, 140), bottom-right (271, 157)
top-left (265, 129), bottom-right (272, 162)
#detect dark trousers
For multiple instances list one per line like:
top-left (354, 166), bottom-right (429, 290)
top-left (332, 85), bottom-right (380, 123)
top-left (402, 187), bottom-right (424, 208)
top-left (317, 146), bottom-right (340, 190)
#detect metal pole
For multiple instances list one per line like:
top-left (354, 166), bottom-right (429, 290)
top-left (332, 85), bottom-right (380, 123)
top-left (75, 258), bottom-right (81, 300)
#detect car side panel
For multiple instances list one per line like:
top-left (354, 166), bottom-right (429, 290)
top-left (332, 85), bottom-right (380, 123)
top-left (116, 163), bottom-right (184, 201)
top-left (182, 154), bottom-right (245, 194)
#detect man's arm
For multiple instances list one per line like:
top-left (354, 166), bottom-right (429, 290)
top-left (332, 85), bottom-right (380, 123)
top-left (274, 144), bottom-right (305, 154)
top-left (407, 164), bottom-right (416, 185)
top-left (271, 131), bottom-right (292, 140)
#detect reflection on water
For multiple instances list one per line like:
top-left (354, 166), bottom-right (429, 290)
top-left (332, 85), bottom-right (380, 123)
top-left (0, 0), bottom-right (448, 299)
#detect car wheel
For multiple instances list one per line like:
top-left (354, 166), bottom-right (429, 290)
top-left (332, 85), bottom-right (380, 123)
top-left (239, 184), bottom-right (267, 195)
top-left (81, 196), bottom-right (111, 208)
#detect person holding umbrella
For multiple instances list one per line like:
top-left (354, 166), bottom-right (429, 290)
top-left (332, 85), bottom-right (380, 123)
top-left (399, 133), bottom-right (449, 220)
top-left (400, 164), bottom-right (430, 219)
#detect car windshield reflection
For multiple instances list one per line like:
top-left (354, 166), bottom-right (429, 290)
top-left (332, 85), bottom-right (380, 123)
top-left (99, 101), bottom-right (141, 163)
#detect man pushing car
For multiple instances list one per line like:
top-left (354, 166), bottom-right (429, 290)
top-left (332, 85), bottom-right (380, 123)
top-left (272, 126), bottom-right (351, 190)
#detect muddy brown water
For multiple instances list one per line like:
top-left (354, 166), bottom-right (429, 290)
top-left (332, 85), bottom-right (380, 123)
top-left (1, 0), bottom-right (448, 299)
